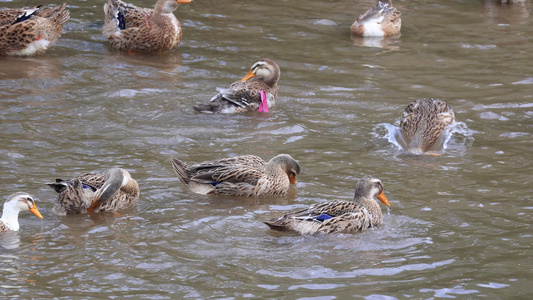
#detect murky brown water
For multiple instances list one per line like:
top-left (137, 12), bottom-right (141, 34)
top-left (1, 0), bottom-right (532, 298)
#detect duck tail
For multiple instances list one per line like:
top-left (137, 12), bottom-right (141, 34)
top-left (193, 103), bottom-right (219, 114)
top-left (46, 179), bottom-right (69, 194)
top-left (50, 3), bottom-right (70, 26)
top-left (263, 220), bottom-right (289, 231)
top-left (35, 3), bottom-right (69, 25)
top-left (171, 157), bottom-right (190, 185)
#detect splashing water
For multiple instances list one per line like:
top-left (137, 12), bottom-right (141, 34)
top-left (376, 122), bottom-right (474, 155)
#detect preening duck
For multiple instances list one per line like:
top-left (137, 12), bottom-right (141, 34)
top-left (103, 0), bottom-right (191, 52)
top-left (351, 0), bottom-right (401, 37)
top-left (193, 58), bottom-right (281, 114)
top-left (47, 168), bottom-right (140, 215)
top-left (0, 3), bottom-right (69, 55)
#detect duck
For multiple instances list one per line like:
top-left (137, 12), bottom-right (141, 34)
top-left (351, 0), bottom-right (401, 37)
top-left (399, 98), bottom-right (455, 155)
top-left (47, 168), bottom-right (140, 215)
top-left (0, 3), bottom-right (70, 56)
top-left (0, 192), bottom-right (43, 233)
top-left (102, 0), bottom-right (191, 52)
top-left (171, 154), bottom-right (300, 197)
top-left (264, 175), bottom-right (390, 235)
top-left (193, 58), bottom-right (281, 113)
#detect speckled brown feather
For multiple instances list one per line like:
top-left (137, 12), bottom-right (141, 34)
top-left (193, 59), bottom-right (281, 113)
top-left (351, 0), bottom-right (401, 37)
top-left (47, 169), bottom-right (140, 215)
top-left (103, 0), bottom-right (187, 52)
top-left (0, 221), bottom-right (9, 233)
top-left (172, 154), bottom-right (300, 197)
top-left (0, 3), bottom-right (69, 55)
top-left (399, 98), bottom-right (455, 154)
top-left (265, 176), bottom-right (388, 234)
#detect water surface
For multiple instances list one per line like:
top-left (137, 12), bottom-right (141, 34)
top-left (1, 0), bottom-right (532, 298)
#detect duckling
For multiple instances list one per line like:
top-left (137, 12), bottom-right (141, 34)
top-left (351, 0), bottom-right (401, 37)
top-left (47, 168), bottom-right (140, 215)
top-left (0, 192), bottom-right (43, 232)
top-left (399, 98), bottom-right (455, 154)
top-left (171, 154), bottom-right (300, 197)
top-left (103, 0), bottom-right (191, 52)
top-left (0, 3), bottom-right (70, 55)
top-left (264, 175), bottom-right (390, 234)
top-left (193, 58), bottom-right (281, 113)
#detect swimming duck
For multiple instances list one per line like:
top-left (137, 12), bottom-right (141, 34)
top-left (0, 3), bottom-right (70, 56)
top-left (399, 98), bottom-right (455, 154)
top-left (193, 58), bottom-right (281, 113)
top-left (102, 0), bottom-right (191, 52)
top-left (264, 175), bottom-right (390, 234)
top-left (171, 154), bottom-right (300, 197)
top-left (0, 192), bottom-right (43, 233)
top-left (351, 0), bottom-right (401, 37)
top-left (47, 168), bottom-right (140, 215)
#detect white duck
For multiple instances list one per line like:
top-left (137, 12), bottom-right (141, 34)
top-left (0, 192), bottom-right (43, 232)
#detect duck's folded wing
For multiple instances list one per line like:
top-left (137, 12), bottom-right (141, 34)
top-left (77, 173), bottom-right (106, 190)
top-left (0, 7), bottom-right (39, 26)
top-left (192, 163), bottom-right (264, 185)
top-left (215, 87), bottom-right (261, 107)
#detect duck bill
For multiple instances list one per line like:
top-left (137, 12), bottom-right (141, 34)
top-left (376, 190), bottom-right (390, 206)
top-left (29, 205), bottom-right (43, 219)
top-left (241, 69), bottom-right (256, 81)
top-left (289, 175), bottom-right (297, 184)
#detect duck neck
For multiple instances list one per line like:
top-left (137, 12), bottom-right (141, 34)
top-left (264, 77), bottom-right (278, 88)
top-left (0, 203), bottom-right (20, 231)
top-left (265, 162), bottom-right (285, 177)
top-left (263, 162), bottom-right (290, 192)
top-left (354, 193), bottom-right (383, 224)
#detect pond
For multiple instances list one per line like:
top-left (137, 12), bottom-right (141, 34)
top-left (0, 0), bottom-right (532, 298)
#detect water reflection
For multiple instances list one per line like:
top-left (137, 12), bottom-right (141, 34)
top-left (0, 231), bottom-right (21, 250)
top-left (103, 47), bottom-right (183, 73)
top-left (482, 0), bottom-right (531, 23)
top-left (0, 56), bottom-right (62, 80)
top-left (0, 0), bottom-right (532, 298)
top-left (351, 36), bottom-right (401, 50)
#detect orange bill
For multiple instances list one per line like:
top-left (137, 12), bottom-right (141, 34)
top-left (177, 0), bottom-right (192, 3)
top-left (87, 199), bottom-right (99, 214)
top-left (29, 204), bottom-right (43, 219)
top-left (376, 190), bottom-right (390, 206)
top-left (241, 69), bottom-right (256, 81)
top-left (289, 175), bottom-right (297, 184)
top-left (425, 151), bottom-right (442, 157)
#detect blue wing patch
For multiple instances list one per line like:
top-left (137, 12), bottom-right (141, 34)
top-left (315, 214), bottom-right (333, 222)
top-left (117, 11), bottom-right (126, 30)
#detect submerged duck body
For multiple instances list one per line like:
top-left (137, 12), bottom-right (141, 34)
top-left (0, 192), bottom-right (43, 233)
top-left (193, 59), bottom-right (281, 114)
top-left (102, 0), bottom-right (191, 52)
top-left (47, 168), bottom-right (140, 215)
top-left (399, 98), bottom-right (455, 154)
top-left (0, 3), bottom-right (70, 55)
top-left (171, 154), bottom-right (300, 197)
top-left (351, 0), bottom-right (401, 37)
top-left (264, 175), bottom-right (390, 235)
